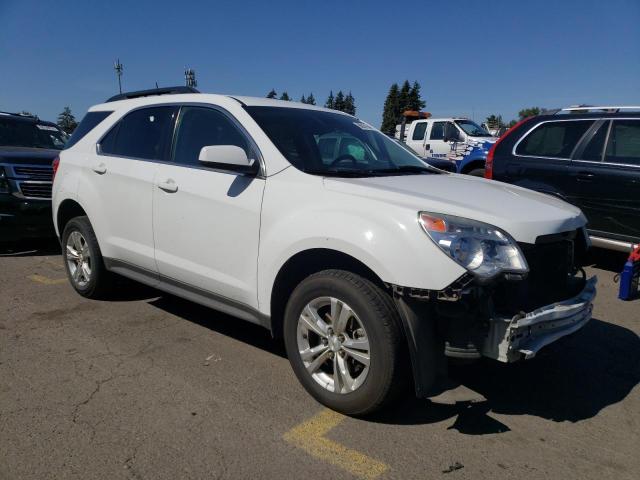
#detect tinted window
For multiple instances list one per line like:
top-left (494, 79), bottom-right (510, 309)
top-left (100, 106), bottom-right (177, 160)
top-left (580, 121), bottom-right (609, 162)
top-left (0, 119), bottom-right (68, 150)
top-left (605, 120), bottom-right (640, 166)
top-left (516, 120), bottom-right (593, 158)
top-left (65, 111), bottom-right (112, 149)
top-left (317, 136), bottom-right (337, 161)
top-left (412, 122), bottom-right (427, 140)
top-left (172, 107), bottom-right (249, 166)
top-left (430, 122), bottom-right (445, 140)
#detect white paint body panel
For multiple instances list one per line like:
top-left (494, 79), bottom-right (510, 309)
top-left (52, 93), bottom-right (588, 320)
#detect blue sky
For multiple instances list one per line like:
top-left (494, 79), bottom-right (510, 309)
top-left (1, 0), bottom-right (638, 127)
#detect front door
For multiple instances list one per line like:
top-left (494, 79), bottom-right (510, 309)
top-left (152, 105), bottom-right (265, 308)
top-left (569, 119), bottom-right (640, 241)
top-left (427, 121), bottom-right (458, 158)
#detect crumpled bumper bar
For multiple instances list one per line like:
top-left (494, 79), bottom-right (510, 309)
top-left (483, 276), bottom-right (597, 362)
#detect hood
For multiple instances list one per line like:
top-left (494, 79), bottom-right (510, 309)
top-left (0, 146), bottom-right (60, 165)
top-left (324, 174), bottom-right (585, 244)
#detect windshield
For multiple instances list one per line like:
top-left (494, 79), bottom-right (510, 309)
top-left (455, 120), bottom-right (492, 137)
top-left (245, 106), bottom-right (438, 177)
top-left (0, 119), bottom-right (68, 150)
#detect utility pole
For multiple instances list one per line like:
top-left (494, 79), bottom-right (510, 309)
top-left (114, 59), bottom-right (124, 94)
top-left (184, 67), bottom-right (197, 88)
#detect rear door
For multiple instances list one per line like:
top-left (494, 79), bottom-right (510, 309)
top-left (405, 121), bottom-right (428, 156)
top-left (507, 119), bottom-right (594, 199)
top-left (570, 119), bottom-right (640, 240)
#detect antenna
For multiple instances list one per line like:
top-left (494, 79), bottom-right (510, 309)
top-left (114, 59), bottom-right (124, 94)
top-left (184, 67), bottom-right (197, 88)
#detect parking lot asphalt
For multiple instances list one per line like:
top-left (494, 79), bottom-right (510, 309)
top-left (1, 242), bottom-right (639, 480)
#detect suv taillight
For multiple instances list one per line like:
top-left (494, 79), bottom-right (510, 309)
top-left (52, 156), bottom-right (60, 181)
top-left (485, 117), bottom-right (531, 180)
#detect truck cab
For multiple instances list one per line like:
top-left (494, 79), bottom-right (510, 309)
top-left (397, 118), bottom-right (496, 176)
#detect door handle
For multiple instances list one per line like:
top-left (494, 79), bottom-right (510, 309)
top-left (92, 163), bottom-right (106, 174)
top-left (157, 178), bottom-right (178, 193)
top-left (575, 171), bottom-right (595, 182)
top-left (425, 144), bottom-right (430, 151)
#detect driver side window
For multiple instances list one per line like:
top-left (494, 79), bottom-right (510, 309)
top-left (430, 122), bottom-right (445, 140)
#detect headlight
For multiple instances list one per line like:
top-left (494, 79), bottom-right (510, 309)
top-left (418, 212), bottom-right (528, 279)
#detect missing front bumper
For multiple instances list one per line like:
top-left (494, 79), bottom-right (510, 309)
top-left (482, 276), bottom-right (597, 362)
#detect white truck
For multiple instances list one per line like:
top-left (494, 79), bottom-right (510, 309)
top-left (52, 87), bottom-right (596, 414)
top-left (396, 117), bottom-right (497, 176)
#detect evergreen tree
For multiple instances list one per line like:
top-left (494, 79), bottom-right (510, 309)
top-left (57, 106), bottom-right (77, 134)
top-left (325, 91), bottom-right (335, 109)
top-left (280, 92), bottom-right (291, 101)
top-left (306, 92), bottom-right (316, 105)
top-left (485, 114), bottom-right (505, 128)
top-left (407, 81), bottom-right (426, 111)
top-left (334, 91), bottom-right (345, 111)
top-left (300, 94), bottom-right (307, 103)
top-left (380, 83), bottom-right (400, 135)
top-left (266, 89), bottom-right (277, 99)
top-left (398, 80), bottom-right (411, 114)
top-left (343, 91), bottom-right (356, 115)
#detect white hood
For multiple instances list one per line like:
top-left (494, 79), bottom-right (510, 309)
top-left (324, 173), bottom-right (585, 244)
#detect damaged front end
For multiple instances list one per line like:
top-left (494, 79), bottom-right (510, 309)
top-left (392, 228), bottom-right (596, 396)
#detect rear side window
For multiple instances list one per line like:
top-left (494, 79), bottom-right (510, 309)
top-left (580, 121), bottom-right (609, 161)
top-left (64, 111), bottom-right (112, 149)
top-left (412, 122), bottom-right (427, 140)
top-left (100, 106), bottom-right (177, 160)
top-left (605, 120), bottom-right (640, 166)
top-left (516, 120), bottom-right (593, 159)
top-left (172, 107), bottom-right (249, 166)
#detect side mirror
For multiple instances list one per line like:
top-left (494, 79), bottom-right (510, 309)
top-left (443, 124), bottom-right (460, 143)
top-left (198, 145), bottom-right (257, 174)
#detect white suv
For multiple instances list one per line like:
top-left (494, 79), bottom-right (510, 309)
top-left (52, 88), bottom-right (596, 414)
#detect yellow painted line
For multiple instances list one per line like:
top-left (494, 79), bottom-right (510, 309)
top-left (283, 409), bottom-right (388, 480)
top-left (27, 274), bottom-right (67, 285)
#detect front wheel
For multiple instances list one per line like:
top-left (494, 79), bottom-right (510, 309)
top-left (283, 270), bottom-right (409, 415)
top-left (467, 167), bottom-right (486, 177)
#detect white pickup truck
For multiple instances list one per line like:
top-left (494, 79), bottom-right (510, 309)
top-left (396, 117), bottom-right (497, 176)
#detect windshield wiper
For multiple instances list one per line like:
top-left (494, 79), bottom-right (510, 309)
top-left (374, 165), bottom-right (438, 175)
top-left (303, 169), bottom-right (374, 177)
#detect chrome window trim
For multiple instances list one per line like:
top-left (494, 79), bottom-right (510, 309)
top-left (511, 118), bottom-right (596, 161)
top-left (95, 102), bottom-right (266, 177)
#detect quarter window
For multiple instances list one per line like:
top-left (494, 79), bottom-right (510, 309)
top-left (605, 120), bottom-right (640, 166)
top-left (172, 107), bottom-right (250, 166)
top-left (516, 120), bottom-right (593, 159)
top-left (100, 106), bottom-right (177, 160)
top-left (65, 111), bottom-right (113, 149)
top-left (412, 122), bottom-right (427, 141)
top-left (430, 122), bottom-right (445, 140)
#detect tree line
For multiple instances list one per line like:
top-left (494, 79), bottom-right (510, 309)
top-left (380, 80), bottom-right (426, 135)
top-left (485, 107), bottom-right (542, 129)
top-left (266, 89), bottom-right (356, 115)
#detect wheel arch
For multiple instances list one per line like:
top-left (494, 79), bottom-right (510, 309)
top-left (460, 158), bottom-right (486, 175)
top-left (269, 248), bottom-right (387, 339)
top-left (56, 199), bottom-right (88, 237)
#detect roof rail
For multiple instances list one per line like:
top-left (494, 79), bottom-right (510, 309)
top-left (0, 110), bottom-right (38, 119)
top-left (560, 105), bottom-right (640, 113)
top-left (106, 86), bottom-right (200, 103)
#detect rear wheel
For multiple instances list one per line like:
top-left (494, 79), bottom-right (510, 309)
top-left (284, 270), bottom-right (409, 415)
top-left (62, 216), bottom-right (114, 299)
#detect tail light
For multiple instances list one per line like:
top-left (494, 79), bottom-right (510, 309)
top-left (485, 117), bottom-right (532, 179)
top-left (52, 156), bottom-right (60, 181)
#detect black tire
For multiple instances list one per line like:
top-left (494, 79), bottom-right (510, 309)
top-left (284, 270), bottom-right (410, 415)
top-left (468, 167), bottom-right (485, 177)
top-left (61, 216), bottom-right (114, 299)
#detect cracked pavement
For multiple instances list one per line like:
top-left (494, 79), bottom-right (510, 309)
top-left (1, 243), bottom-right (639, 479)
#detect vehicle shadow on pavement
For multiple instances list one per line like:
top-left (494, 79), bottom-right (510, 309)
top-left (587, 247), bottom-right (629, 273)
top-left (148, 295), bottom-right (287, 358)
top-left (370, 318), bottom-right (640, 434)
top-left (0, 238), bottom-right (61, 257)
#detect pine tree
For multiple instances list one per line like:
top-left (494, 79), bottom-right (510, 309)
top-left (407, 81), bottom-right (426, 111)
top-left (398, 80), bottom-right (411, 115)
top-left (343, 92), bottom-right (356, 115)
top-left (325, 91), bottom-right (335, 109)
top-left (300, 94), bottom-right (307, 103)
top-left (334, 91), bottom-right (345, 111)
top-left (266, 89), bottom-right (277, 99)
top-left (380, 83), bottom-right (400, 135)
top-left (280, 92), bottom-right (290, 101)
top-left (306, 93), bottom-right (316, 105)
top-left (57, 106), bottom-right (77, 134)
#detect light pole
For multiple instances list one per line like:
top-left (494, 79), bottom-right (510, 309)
top-left (185, 67), bottom-right (197, 88)
top-left (114, 59), bottom-right (124, 94)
